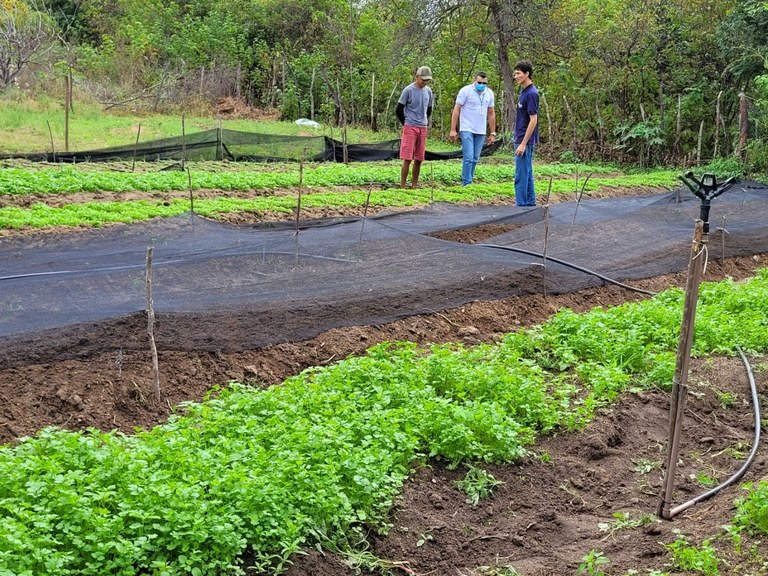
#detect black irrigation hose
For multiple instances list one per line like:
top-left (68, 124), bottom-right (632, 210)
top-left (667, 347), bottom-right (762, 518)
top-left (476, 243), bottom-right (657, 296)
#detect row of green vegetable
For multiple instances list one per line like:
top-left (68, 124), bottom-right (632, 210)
top-left (0, 162), bottom-right (680, 229)
top-left (1, 270), bottom-right (767, 575)
top-left (0, 162), bottom-right (670, 195)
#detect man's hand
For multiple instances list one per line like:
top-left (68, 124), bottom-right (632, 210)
top-left (449, 129), bottom-right (458, 143)
top-left (515, 143), bottom-right (526, 156)
top-left (488, 134), bottom-right (496, 145)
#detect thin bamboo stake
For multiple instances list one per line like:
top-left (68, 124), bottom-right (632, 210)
top-left (132, 124), bottom-right (142, 172)
top-left (697, 121), bottom-right (704, 166)
top-left (181, 113), bottom-right (187, 171)
top-left (64, 67), bottom-right (71, 152)
top-left (717, 216), bottom-right (728, 264)
top-left (310, 67), bottom-right (316, 121)
top-left (437, 84), bottom-right (443, 137)
top-left (187, 167), bottom-right (194, 213)
top-left (370, 73), bottom-right (375, 130)
top-left (542, 177), bottom-right (553, 297)
top-left (46, 120), bottom-right (56, 162)
top-left (569, 173), bottom-right (592, 236)
top-left (145, 246), bottom-right (161, 403)
top-left (563, 95), bottom-right (576, 148)
top-left (363, 182), bottom-right (373, 219)
top-left (430, 163), bottom-right (435, 205)
top-left (384, 82), bottom-right (398, 131)
top-left (217, 117), bottom-right (223, 161)
top-left (595, 101), bottom-right (604, 158)
top-left (674, 94), bottom-right (682, 160)
top-left (359, 182), bottom-right (374, 241)
top-left (295, 150), bottom-right (305, 233)
top-left (714, 91), bottom-right (722, 158)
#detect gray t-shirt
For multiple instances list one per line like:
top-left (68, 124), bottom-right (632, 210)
top-left (398, 82), bottom-right (434, 127)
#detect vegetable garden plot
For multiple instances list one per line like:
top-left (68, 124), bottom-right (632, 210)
top-left (0, 181), bottom-right (767, 366)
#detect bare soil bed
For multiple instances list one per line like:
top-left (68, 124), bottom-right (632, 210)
top-left (1, 199), bottom-right (768, 575)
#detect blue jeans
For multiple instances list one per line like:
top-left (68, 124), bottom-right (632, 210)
top-left (514, 143), bottom-right (536, 206)
top-left (460, 131), bottom-right (486, 186)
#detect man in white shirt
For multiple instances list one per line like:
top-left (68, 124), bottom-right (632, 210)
top-left (449, 72), bottom-right (497, 186)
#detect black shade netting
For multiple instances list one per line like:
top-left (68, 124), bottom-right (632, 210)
top-left (0, 129), bottom-right (504, 164)
top-left (1, 181), bottom-right (766, 367)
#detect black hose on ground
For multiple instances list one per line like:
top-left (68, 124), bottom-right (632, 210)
top-left (665, 347), bottom-right (762, 518)
top-left (475, 243), bottom-right (657, 296)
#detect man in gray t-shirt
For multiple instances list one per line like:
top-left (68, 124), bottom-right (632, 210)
top-left (396, 66), bottom-right (434, 188)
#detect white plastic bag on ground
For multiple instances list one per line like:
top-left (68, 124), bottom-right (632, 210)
top-left (296, 118), bottom-right (320, 128)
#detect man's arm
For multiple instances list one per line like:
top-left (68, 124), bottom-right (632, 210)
top-left (515, 114), bottom-right (537, 155)
top-left (487, 107), bottom-right (496, 144)
top-left (396, 102), bottom-right (405, 125)
top-left (449, 103), bottom-right (462, 142)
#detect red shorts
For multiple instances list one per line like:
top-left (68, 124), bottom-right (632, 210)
top-left (400, 125), bottom-right (428, 161)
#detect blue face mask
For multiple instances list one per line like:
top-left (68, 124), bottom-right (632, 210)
top-left (475, 83), bottom-right (486, 92)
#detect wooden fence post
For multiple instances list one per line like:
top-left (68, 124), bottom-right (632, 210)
top-left (737, 92), bottom-right (748, 160)
top-left (145, 247), bottom-right (161, 403)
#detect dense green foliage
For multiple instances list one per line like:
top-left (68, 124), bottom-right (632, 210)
top-left (1, 269), bottom-right (768, 575)
top-left (1, 1), bottom-right (767, 169)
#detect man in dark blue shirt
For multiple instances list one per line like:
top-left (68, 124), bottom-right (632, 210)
top-left (513, 60), bottom-right (539, 207)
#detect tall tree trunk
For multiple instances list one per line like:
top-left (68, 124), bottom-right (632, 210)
top-left (487, 0), bottom-right (518, 133)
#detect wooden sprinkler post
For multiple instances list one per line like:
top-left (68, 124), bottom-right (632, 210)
top-left (658, 172), bottom-right (736, 520)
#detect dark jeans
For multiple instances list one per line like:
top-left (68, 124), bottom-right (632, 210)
top-left (514, 143), bottom-right (536, 206)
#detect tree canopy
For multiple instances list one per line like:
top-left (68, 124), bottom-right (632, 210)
top-left (3, 0), bottom-right (767, 167)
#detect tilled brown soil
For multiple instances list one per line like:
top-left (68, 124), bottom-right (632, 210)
top-left (1, 202), bottom-right (768, 575)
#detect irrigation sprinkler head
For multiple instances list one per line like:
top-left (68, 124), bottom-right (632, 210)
top-left (678, 171), bottom-right (738, 234)
top-left (679, 171), bottom-right (738, 203)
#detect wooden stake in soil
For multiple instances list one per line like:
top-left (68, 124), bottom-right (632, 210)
top-left (145, 247), bottom-right (161, 403)
top-left (430, 163), bottom-right (435, 205)
top-left (370, 72), bottom-right (375, 130)
top-left (714, 91), bottom-right (723, 158)
top-left (542, 177), bottom-right (554, 297)
top-left (187, 167), bottom-right (194, 213)
top-left (295, 150), bottom-right (305, 234)
top-left (674, 94), bottom-right (682, 160)
top-left (181, 113), bottom-right (187, 171)
top-left (563, 95), bottom-right (576, 149)
top-left (697, 120), bottom-right (704, 166)
top-left (132, 124), bottom-right (142, 172)
top-left (64, 66), bottom-right (71, 152)
top-left (310, 68), bottom-right (316, 121)
top-left (359, 182), bottom-right (374, 242)
top-left (659, 220), bottom-right (705, 519)
top-left (717, 215), bottom-right (728, 264)
top-left (595, 101), bottom-right (604, 158)
top-left (569, 173), bottom-right (592, 235)
top-left (363, 182), bottom-right (373, 219)
top-left (384, 82), bottom-right (398, 131)
top-left (217, 117), bottom-right (223, 161)
top-left (46, 120), bottom-right (56, 162)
